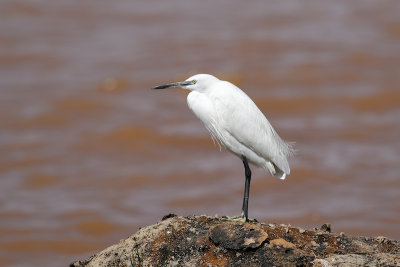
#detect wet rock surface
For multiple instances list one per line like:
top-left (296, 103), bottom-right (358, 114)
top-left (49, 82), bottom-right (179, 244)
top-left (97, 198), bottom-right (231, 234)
top-left (71, 214), bottom-right (400, 267)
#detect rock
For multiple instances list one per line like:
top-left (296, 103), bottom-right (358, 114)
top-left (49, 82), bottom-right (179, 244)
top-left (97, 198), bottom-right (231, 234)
top-left (315, 253), bottom-right (400, 267)
top-left (71, 215), bottom-right (400, 267)
top-left (320, 223), bottom-right (331, 233)
top-left (268, 238), bottom-right (296, 250)
top-left (161, 213), bottom-right (177, 220)
top-left (209, 222), bottom-right (268, 250)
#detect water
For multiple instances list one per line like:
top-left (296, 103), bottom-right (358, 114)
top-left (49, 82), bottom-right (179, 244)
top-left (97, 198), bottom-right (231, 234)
top-left (1, 0), bottom-right (400, 266)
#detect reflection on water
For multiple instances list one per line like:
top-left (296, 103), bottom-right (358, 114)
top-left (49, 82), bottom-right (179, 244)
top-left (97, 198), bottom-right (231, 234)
top-left (1, 0), bottom-right (400, 266)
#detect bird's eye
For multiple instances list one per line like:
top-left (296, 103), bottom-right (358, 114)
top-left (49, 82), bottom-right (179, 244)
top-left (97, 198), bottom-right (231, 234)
top-left (192, 80), bottom-right (197, 84)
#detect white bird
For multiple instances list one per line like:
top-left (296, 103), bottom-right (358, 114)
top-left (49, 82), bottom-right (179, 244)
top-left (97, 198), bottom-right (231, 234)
top-left (151, 74), bottom-right (294, 221)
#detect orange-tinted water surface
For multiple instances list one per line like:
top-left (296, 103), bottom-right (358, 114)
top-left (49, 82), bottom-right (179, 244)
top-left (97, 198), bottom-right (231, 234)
top-left (1, 1), bottom-right (400, 266)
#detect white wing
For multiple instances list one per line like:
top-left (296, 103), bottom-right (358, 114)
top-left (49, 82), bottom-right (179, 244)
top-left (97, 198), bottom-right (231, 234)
top-left (210, 81), bottom-right (293, 175)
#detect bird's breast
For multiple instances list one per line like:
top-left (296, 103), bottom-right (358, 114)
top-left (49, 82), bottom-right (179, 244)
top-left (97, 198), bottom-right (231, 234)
top-left (187, 91), bottom-right (224, 140)
top-left (187, 92), bottom-right (216, 124)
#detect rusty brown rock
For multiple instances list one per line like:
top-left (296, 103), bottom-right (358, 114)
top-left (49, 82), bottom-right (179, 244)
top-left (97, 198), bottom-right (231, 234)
top-left (268, 238), bottom-right (296, 250)
top-left (71, 215), bottom-right (400, 267)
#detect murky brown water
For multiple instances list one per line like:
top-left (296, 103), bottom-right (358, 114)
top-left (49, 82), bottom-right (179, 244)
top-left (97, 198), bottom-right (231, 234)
top-left (1, 1), bottom-right (400, 266)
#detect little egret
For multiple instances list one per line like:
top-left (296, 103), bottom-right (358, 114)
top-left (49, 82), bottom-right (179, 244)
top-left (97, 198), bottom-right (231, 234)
top-left (151, 74), bottom-right (294, 221)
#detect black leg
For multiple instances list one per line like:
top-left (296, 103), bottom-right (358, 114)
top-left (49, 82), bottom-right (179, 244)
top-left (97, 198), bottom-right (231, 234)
top-left (241, 155), bottom-right (252, 222)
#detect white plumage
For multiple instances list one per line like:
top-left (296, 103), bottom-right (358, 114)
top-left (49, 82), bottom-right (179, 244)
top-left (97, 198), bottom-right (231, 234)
top-left (185, 74), bottom-right (294, 180)
top-left (152, 73), bottom-right (294, 221)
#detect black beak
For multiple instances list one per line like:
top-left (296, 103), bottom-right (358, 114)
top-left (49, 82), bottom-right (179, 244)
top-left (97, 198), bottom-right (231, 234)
top-left (151, 81), bottom-right (193, 90)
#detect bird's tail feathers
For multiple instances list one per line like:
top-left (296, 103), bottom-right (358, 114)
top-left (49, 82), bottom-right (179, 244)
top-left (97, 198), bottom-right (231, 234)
top-left (265, 161), bottom-right (287, 180)
top-left (284, 141), bottom-right (297, 157)
top-left (273, 165), bottom-right (287, 180)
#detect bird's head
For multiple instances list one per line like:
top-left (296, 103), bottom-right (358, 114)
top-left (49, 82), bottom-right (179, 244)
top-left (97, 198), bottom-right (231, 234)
top-left (151, 74), bottom-right (219, 92)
